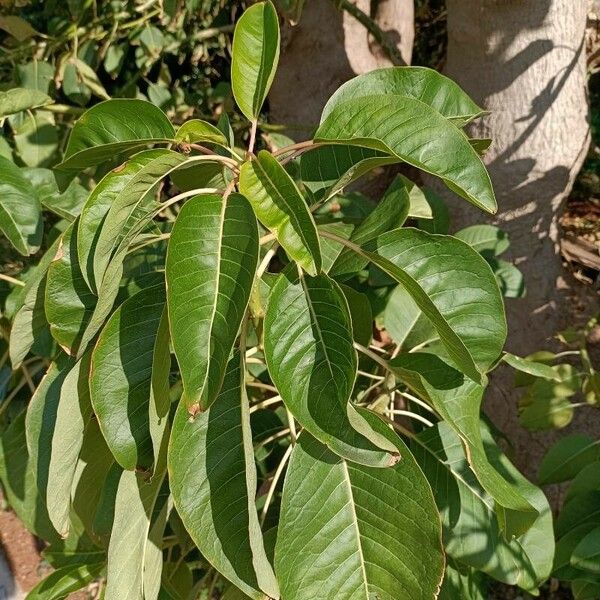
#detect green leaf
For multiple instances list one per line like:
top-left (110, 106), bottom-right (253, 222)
top-left (275, 411), bottom-right (444, 600)
top-left (90, 285), bottom-right (167, 471)
top-left (92, 149), bottom-right (186, 289)
top-left (413, 422), bottom-right (553, 591)
top-left (403, 175), bottom-right (433, 219)
top-left (105, 469), bottom-right (166, 600)
top-left (168, 352), bottom-right (279, 600)
top-left (0, 87), bottom-right (52, 117)
top-left (62, 61), bottom-right (91, 106)
top-left (25, 563), bottom-right (104, 600)
top-left (9, 110), bottom-right (58, 167)
top-left (240, 150), bottom-right (322, 275)
top-left (58, 99), bottom-right (175, 171)
top-left (167, 193), bottom-right (258, 412)
top-left (45, 353), bottom-right (93, 537)
top-left (339, 284), bottom-right (372, 346)
top-left (0, 155), bottom-right (42, 255)
top-left (455, 224), bottom-right (509, 256)
top-left (556, 492), bottom-right (600, 538)
top-left (0, 15), bottom-right (39, 41)
top-left (538, 434), bottom-right (600, 485)
top-left (329, 176), bottom-right (409, 278)
top-left (231, 0), bottom-right (280, 121)
top-left (503, 352), bottom-right (564, 382)
top-left (45, 221), bottom-right (97, 356)
top-left (10, 239), bottom-right (59, 367)
top-left (300, 144), bottom-right (398, 199)
top-left (390, 353), bottom-right (537, 538)
top-left (175, 119), bottom-right (228, 146)
top-left (572, 527), bottom-right (600, 574)
top-left (321, 66), bottom-right (485, 126)
top-left (15, 60), bottom-right (54, 93)
top-left (77, 150), bottom-right (165, 291)
top-left (315, 95), bottom-right (496, 213)
top-left (264, 271), bottom-right (398, 467)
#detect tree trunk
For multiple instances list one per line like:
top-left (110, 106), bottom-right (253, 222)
top-left (269, 0), bottom-right (414, 135)
top-left (445, 0), bottom-right (597, 484)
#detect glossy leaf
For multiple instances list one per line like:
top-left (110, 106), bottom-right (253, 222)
top-left (0, 155), bottom-right (42, 255)
top-left (413, 422), bottom-right (553, 591)
top-left (329, 176), bottom-right (409, 278)
top-left (321, 66), bottom-right (485, 126)
top-left (168, 352), bottom-right (279, 600)
top-left (92, 149), bottom-right (186, 289)
top-left (167, 194), bottom-right (258, 412)
top-left (58, 99), bottom-right (175, 170)
top-left (391, 353), bottom-right (537, 538)
top-left (77, 149), bottom-right (166, 291)
top-left (275, 411), bottom-right (444, 600)
top-left (90, 285), bottom-right (167, 471)
top-left (231, 0), bottom-right (280, 121)
top-left (264, 271), bottom-right (398, 467)
top-left (315, 95), bottom-right (496, 213)
top-left (0, 87), bottom-right (51, 117)
top-left (239, 150), bottom-right (321, 275)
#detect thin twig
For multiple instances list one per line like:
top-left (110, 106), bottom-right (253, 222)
top-left (260, 443), bottom-right (293, 526)
top-left (0, 273), bottom-right (24, 287)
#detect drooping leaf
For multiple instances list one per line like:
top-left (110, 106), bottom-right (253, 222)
top-left (239, 150), bottom-right (322, 275)
top-left (264, 271), bottom-right (398, 467)
top-left (10, 239), bottom-right (60, 367)
top-left (391, 353), bottom-right (537, 538)
top-left (315, 95), bottom-right (496, 213)
top-left (0, 87), bottom-right (52, 117)
top-left (503, 352), bottom-right (564, 382)
top-left (231, 0), bottom-right (280, 121)
top-left (0, 155), bottom-right (42, 255)
top-left (45, 353), bottom-right (93, 537)
top-left (275, 411), bottom-right (444, 600)
top-left (167, 193), bottom-right (258, 412)
top-left (321, 66), bottom-right (485, 126)
top-left (77, 149), bottom-right (167, 291)
top-left (175, 119), bottom-right (228, 146)
top-left (413, 422), bottom-right (553, 592)
top-left (90, 285), bottom-right (167, 471)
top-left (168, 352), bottom-right (279, 600)
top-left (45, 221), bottom-right (97, 356)
top-left (92, 149), bottom-right (187, 289)
top-left (538, 434), bottom-right (600, 485)
top-left (58, 99), bottom-right (175, 170)
top-left (26, 563), bottom-right (104, 600)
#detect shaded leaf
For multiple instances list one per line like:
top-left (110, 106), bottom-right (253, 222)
top-left (538, 434), bottom-right (600, 485)
top-left (175, 119), bottom-right (228, 146)
top-left (26, 563), bottom-right (104, 600)
top-left (0, 87), bottom-right (51, 117)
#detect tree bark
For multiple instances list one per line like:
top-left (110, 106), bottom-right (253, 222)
top-left (444, 0), bottom-right (597, 484)
top-left (269, 0), bottom-right (414, 135)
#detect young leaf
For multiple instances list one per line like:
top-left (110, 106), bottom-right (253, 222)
top-left (58, 99), bottom-right (175, 170)
top-left (264, 271), bottom-right (398, 467)
top-left (391, 353), bottom-right (537, 538)
top-left (231, 0), bottom-right (280, 121)
top-left (239, 150), bottom-right (322, 275)
top-left (166, 194), bottom-right (258, 413)
top-left (168, 352), bottom-right (279, 600)
top-left (175, 119), bottom-right (228, 146)
top-left (275, 411), bottom-right (444, 600)
top-left (0, 155), bottom-right (42, 255)
top-left (413, 422), bottom-right (554, 592)
top-left (315, 95), bottom-right (497, 213)
top-left (321, 66), bottom-right (485, 126)
top-left (90, 284), bottom-right (167, 471)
